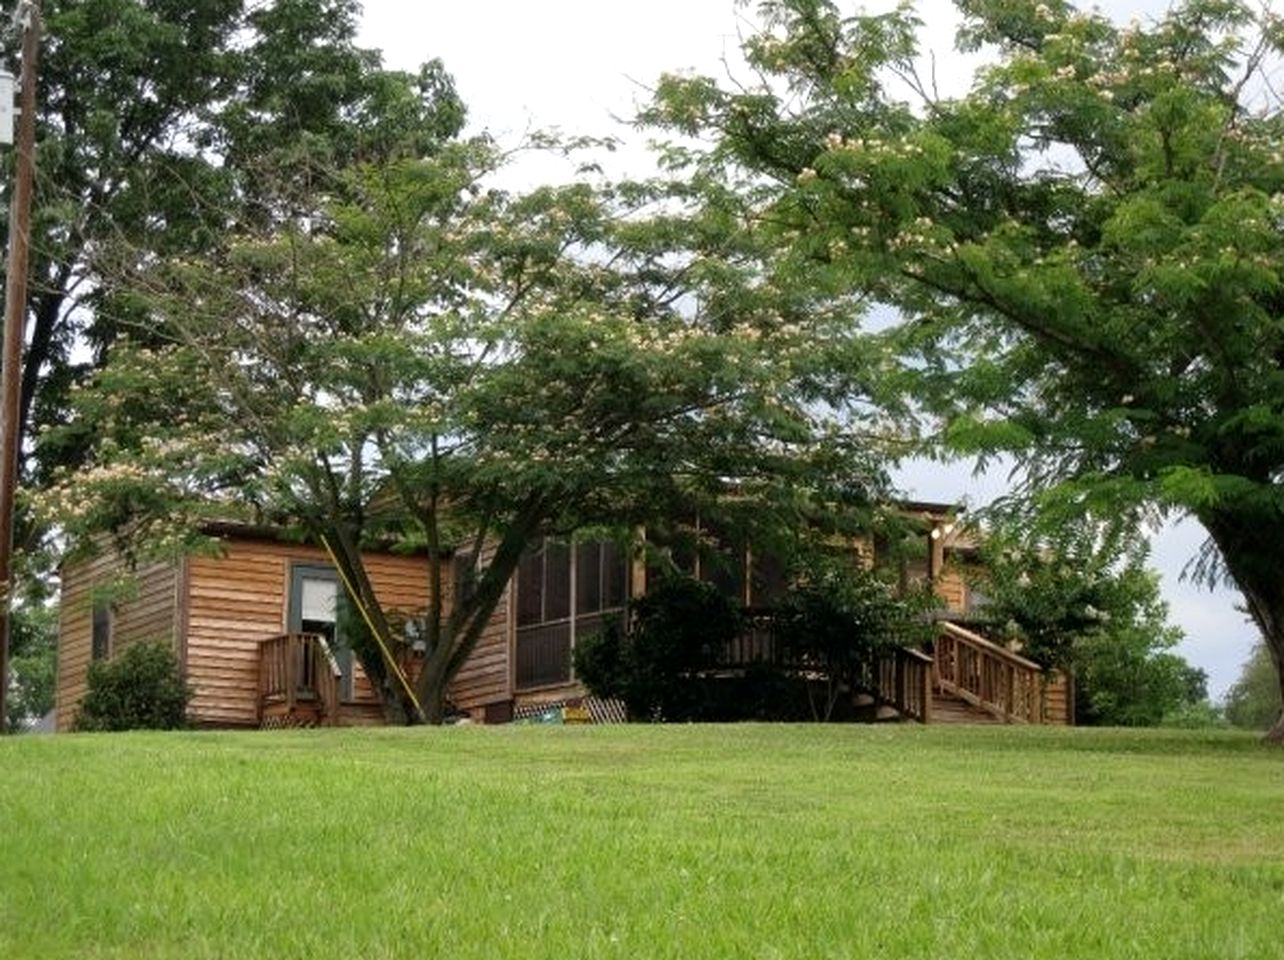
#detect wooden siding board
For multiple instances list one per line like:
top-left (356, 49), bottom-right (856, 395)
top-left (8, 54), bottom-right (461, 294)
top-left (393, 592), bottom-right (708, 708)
top-left (183, 537), bottom-right (432, 727)
top-left (56, 550), bottom-right (180, 731)
top-left (61, 535), bottom-right (525, 728)
top-left (447, 542), bottom-right (511, 713)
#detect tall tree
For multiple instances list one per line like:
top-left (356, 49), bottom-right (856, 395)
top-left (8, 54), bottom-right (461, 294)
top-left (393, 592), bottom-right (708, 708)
top-left (40, 130), bottom-right (890, 722)
top-left (2, 2), bottom-right (463, 729)
top-left (5, 0), bottom-right (463, 489)
top-left (642, 0), bottom-right (1284, 741)
top-left (1224, 642), bottom-right (1283, 730)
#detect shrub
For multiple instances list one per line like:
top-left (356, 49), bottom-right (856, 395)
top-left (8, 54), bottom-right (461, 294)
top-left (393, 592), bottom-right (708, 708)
top-left (574, 576), bottom-right (740, 721)
top-left (75, 641), bottom-right (191, 732)
top-left (774, 557), bottom-right (934, 720)
top-left (571, 619), bottom-right (629, 703)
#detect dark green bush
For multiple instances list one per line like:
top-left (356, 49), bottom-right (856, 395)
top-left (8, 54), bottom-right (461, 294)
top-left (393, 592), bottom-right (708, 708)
top-left (576, 566), bottom-right (931, 722)
top-left (774, 556), bottom-right (934, 720)
top-left (572, 620), bottom-right (630, 703)
top-left (74, 641), bottom-right (191, 732)
top-left (574, 576), bottom-right (741, 721)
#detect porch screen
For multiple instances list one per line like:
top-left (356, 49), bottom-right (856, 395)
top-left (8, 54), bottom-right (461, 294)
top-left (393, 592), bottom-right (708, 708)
top-left (515, 539), bottom-right (628, 690)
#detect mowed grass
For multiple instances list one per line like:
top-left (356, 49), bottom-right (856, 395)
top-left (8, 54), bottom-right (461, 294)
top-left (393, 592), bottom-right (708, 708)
top-left (2, 725), bottom-right (1281, 960)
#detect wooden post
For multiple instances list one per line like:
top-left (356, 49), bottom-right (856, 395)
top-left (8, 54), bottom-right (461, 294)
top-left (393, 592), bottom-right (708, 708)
top-left (0, 2), bottom-right (40, 732)
top-left (284, 636), bottom-right (296, 715)
top-left (919, 657), bottom-right (932, 724)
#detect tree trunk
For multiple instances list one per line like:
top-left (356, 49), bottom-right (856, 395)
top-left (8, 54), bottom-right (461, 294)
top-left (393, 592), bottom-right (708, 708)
top-left (415, 650), bottom-right (450, 725)
top-left (1200, 509), bottom-right (1284, 744)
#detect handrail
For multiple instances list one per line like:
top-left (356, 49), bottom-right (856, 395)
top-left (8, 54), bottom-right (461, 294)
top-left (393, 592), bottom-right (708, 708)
top-left (876, 646), bottom-right (933, 723)
top-left (258, 633), bottom-right (342, 726)
top-left (939, 621), bottom-right (1043, 672)
top-left (935, 622), bottom-right (1045, 724)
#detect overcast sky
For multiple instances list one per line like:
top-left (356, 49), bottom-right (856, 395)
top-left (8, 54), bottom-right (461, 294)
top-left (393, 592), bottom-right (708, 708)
top-left (356, 0), bottom-right (1257, 697)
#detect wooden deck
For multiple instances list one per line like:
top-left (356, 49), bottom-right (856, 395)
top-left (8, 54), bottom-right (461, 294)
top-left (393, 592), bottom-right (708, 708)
top-left (256, 620), bottom-right (1070, 728)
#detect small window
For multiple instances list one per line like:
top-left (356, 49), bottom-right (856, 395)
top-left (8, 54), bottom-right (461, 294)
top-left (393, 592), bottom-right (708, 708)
top-left (91, 601), bottom-right (111, 660)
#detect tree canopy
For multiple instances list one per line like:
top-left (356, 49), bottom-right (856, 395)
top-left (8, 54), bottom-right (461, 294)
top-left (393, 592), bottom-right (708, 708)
top-left (7, 0), bottom-right (465, 487)
top-left (641, 0), bottom-right (1284, 740)
top-left (2, 0), bottom-right (468, 728)
top-left (1224, 641), bottom-right (1283, 729)
top-left (41, 104), bottom-right (891, 720)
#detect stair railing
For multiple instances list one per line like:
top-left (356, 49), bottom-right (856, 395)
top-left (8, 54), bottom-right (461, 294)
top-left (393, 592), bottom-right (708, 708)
top-left (258, 633), bottom-right (342, 726)
top-left (876, 646), bottom-right (934, 723)
top-left (935, 622), bottom-right (1045, 724)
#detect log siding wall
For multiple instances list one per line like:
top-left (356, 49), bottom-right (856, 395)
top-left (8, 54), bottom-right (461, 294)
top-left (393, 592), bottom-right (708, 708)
top-left (58, 535), bottom-right (518, 729)
top-left (185, 538), bottom-right (436, 727)
top-left (56, 552), bottom-right (180, 731)
top-left (447, 542), bottom-right (513, 714)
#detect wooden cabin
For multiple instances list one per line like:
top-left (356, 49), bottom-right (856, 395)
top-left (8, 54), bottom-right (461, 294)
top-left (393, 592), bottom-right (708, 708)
top-left (56, 527), bottom-right (510, 731)
top-left (56, 505), bottom-right (1071, 730)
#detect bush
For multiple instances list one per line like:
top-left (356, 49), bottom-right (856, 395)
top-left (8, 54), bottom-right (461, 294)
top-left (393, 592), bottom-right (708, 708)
top-left (774, 557), bottom-right (933, 720)
top-left (571, 619), bottom-right (630, 703)
top-left (574, 576), bottom-right (741, 721)
top-left (75, 641), bottom-right (191, 732)
top-left (1159, 700), bottom-right (1227, 730)
top-left (6, 603), bottom-right (57, 731)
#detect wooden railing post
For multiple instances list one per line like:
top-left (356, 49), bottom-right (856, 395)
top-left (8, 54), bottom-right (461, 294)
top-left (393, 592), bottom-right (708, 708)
top-left (285, 635), bottom-right (296, 714)
top-left (919, 652), bottom-right (932, 724)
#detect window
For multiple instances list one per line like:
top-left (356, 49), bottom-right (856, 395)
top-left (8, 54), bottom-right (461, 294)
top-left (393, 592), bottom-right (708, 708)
top-left (515, 539), bottom-right (629, 690)
top-left (645, 516), bottom-right (762, 606)
top-left (91, 601), bottom-right (111, 660)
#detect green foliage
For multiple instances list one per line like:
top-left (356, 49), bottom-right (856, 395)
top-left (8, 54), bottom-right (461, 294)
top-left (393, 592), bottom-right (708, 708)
top-left (576, 577), bottom-right (742, 722)
top-left (972, 526), bottom-right (1206, 725)
top-left (1074, 634), bottom-right (1210, 728)
top-left (73, 641), bottom-right (190, 732)
top-left (569, 621), bottom-right (630, 706)
top-left (774, 555), bottom-right (934, 719)
top-left (1224, 642), bottom-right (1283, 730)
top-left (1160, 699), bottom-right (1227, 730)
top-left (4, 604), bottom-right (57, 731)
top-left (6, 0), bottom-right (473, 725)
top-left (641, 0), bottom-right (1284, 739)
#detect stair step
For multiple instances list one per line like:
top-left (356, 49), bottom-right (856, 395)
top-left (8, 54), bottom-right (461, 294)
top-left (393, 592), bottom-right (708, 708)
top-left (930, 693), bottom-right (1004, 725)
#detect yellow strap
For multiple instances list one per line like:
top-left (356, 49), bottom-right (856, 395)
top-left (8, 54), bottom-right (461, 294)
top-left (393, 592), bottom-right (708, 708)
top-left (320, 533), bottom-right (426, 722)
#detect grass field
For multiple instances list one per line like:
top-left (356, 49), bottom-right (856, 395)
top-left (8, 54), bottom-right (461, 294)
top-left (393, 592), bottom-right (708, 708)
top-left (2, 725), bottom-right (1281, 959)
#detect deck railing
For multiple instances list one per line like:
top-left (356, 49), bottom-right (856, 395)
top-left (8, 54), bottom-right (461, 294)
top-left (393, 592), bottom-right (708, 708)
top-left (935, 621), bottom-right (1044, 724)
top-left (711, 612), bottom-right (936, 722)
top-left (876, 646), bottom-right (934, 723)
top-left (258, 633), bottom-right (342, 725)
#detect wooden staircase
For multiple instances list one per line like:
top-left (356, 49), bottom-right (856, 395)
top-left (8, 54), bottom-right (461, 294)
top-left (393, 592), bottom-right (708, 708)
top-left (258, 633), bottom-right (343, 728)
top-left (928, 691), bottom-right (1004, 725)
top-left (876, 621), bottom-right (1068, 725)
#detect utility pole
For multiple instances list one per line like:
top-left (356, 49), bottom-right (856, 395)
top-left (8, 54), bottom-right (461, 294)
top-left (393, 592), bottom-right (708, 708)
top-left (0, 1), bottom-right (41, 732)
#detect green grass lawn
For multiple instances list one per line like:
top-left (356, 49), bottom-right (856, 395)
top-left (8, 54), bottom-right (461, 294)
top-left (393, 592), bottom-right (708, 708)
top-left (2, 725), bottom-right (1281, 959)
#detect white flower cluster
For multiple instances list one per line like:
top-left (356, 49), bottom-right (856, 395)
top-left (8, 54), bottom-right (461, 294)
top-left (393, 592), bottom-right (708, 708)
top-left (887, 216), bottom-right (956, 257)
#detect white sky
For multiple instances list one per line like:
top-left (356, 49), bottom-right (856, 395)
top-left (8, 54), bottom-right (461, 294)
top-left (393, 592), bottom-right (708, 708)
top-left (356, 0), bottom-right (1257, 698)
